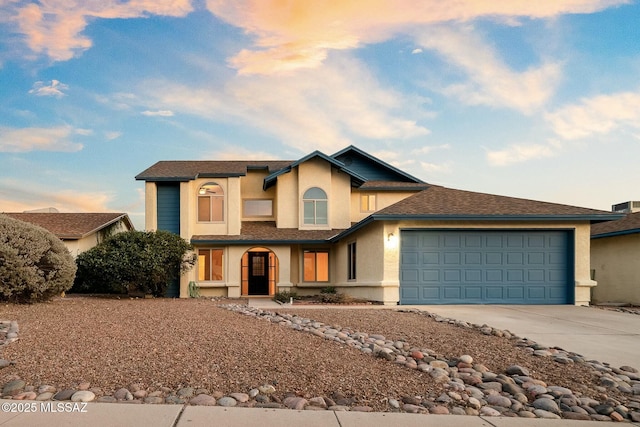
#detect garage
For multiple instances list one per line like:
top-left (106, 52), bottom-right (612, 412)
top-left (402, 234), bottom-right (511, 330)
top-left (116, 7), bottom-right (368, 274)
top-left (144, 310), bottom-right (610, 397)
top-left (400, 230), bottom-right (573, 304)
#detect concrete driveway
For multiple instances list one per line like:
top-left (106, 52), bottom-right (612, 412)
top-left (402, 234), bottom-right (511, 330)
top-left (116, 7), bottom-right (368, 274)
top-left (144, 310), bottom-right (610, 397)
top-left (417, 305), bottom-right (640, 370)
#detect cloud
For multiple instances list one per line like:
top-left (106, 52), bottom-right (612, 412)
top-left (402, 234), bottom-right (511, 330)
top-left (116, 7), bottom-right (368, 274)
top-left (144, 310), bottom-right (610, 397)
top-left (105, 131), bottom-right (122, 140)
top-left (486, 142), bottom-right (558, 166)
top-left (415, 25), bottom-right (561, 113)
top-left (0, 126), bottom-right (85, 152)
top-left (9, 0), bottom-right (193, 61)
top-left (411, 48), bottom-right (423, 54)
top-left (138, 56), bottom-right (430, 153)
top-left (546, 91), bottom-right (640, 140)
top-left (141, 110), bottom-right (174, 117)
top-left (28, 80), bottom-right (68, 97)
top-left (0, 179), bottom-right (113, 212)
top-left (419, 161), bottom-right (452, 173)
top-left (206, 0), bottom-right (624, 75)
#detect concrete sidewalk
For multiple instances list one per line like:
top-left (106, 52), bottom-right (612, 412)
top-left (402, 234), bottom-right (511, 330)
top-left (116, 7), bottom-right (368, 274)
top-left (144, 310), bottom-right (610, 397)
top-left (2, 402), bottom-right (638, 427)
top-left (417, 305), bottom-right (640, 370)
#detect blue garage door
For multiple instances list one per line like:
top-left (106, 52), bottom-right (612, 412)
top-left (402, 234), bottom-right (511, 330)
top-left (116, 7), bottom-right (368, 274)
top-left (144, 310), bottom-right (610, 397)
top-left (400, 230), bottom-right (573, 305)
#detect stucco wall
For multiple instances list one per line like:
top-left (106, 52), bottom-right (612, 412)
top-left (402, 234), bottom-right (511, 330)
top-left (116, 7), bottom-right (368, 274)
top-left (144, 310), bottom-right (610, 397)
top-left (275, 168), bottom-right (298, 228)
top-left (349, 191), bottom-right (419, 223)
top-left (240, 170), bottom-right (276, 220)
top-left (591, 234), bottom-right (640, 305)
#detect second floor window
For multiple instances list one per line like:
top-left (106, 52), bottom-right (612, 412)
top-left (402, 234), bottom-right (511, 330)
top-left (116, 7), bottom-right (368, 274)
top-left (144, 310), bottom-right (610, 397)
top-left (303, 187), bottom-right (328, 225)
top-left (198, 182), bottom-right (224, 222)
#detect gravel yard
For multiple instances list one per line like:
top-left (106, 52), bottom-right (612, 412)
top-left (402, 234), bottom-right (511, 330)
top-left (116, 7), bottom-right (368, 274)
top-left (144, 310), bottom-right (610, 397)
top-left (0, 296), bottom-right (638, 419)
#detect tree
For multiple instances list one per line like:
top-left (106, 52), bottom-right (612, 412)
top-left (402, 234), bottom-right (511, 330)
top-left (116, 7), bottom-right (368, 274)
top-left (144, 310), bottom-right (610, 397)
top-left (73, 230), bottom-right (196, 296)
top-left (0, 214), bottom-right (77, 303)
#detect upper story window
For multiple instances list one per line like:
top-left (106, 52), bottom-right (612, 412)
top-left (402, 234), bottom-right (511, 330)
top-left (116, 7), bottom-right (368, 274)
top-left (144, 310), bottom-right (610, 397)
top-left (198, 182), bottom-right (224, 222)
top-left (303, 187), bottom-right (328, 225)
top-left (360, 194), bottom-right (376, 212)
top-left (243, 199), bottom-right (273, 217)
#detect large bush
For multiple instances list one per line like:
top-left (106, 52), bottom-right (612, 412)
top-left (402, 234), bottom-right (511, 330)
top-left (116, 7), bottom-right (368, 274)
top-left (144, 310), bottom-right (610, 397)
top-left (0, 214), bottom-right (77, 303)
top-left (73, 230), bottom-right (196, 296)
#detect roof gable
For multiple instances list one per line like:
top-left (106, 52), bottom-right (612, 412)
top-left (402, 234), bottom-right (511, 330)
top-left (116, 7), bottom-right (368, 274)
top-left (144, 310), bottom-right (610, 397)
top-left (591, 211), bottom-right (640, 238)
top-left (2, 213), bottom-right (133, 239)
top-left (331, 145), bottom-right (424, 183)
top-left (263, 150), bottom-right (367, 190)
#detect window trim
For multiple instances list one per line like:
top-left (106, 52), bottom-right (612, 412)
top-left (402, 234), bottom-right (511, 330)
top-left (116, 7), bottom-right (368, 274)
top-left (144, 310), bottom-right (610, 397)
top-left (242, 199), bottom-right (274, 218)
top-left (347, 242), bottom-right (356, 281)
top-left (360, 194), bottom-right (376, 213)
top-left (303, 250), bottom-right (330, 282)
top-left (197, 182), bottom-right (225, 223)
top-left (302, 187), bottom-right (328, 226)
top-left (197, 248), bottom-right (224, 282)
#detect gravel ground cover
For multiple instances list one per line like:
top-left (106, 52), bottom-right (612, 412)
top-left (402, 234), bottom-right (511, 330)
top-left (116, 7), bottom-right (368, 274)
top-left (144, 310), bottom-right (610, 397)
top-left (0, 296), bottom-right (638, 418)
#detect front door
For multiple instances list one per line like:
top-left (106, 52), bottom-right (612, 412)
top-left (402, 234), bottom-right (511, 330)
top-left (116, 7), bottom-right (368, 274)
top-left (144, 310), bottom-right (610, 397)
top-left (248, 252), bottom-right (270, 295)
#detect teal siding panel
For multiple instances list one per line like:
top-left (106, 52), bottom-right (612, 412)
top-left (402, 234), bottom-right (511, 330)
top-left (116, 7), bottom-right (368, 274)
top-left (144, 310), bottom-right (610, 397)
top-left (400, 230), bottom-right (573, 305)
top-left (156, 183), bottom-right (180, 297)
top-left (156, 183), bottom-right (180, 235)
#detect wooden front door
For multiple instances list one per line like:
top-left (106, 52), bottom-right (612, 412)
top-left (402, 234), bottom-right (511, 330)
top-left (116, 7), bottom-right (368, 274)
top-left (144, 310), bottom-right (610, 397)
top-left (248, 252), bottom-right (270, 295)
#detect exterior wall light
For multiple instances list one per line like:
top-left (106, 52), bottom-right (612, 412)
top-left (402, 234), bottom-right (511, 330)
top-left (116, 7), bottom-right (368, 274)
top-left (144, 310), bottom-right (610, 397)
top-left (386, 232), bottom-right (398, 248)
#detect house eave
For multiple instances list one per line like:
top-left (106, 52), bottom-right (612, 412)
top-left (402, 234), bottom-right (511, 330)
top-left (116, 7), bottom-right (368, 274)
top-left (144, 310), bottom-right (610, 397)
top-left (591, 228), bottom-right (640, 239)
top-left (330, 213), bottom-right (624, 242)
top-left (191, 238), bottom-right (331, 245)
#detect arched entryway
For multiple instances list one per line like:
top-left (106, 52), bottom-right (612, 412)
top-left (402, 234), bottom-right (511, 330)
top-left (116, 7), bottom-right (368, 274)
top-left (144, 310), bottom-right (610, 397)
top-left (241, 247), bottom-right (279, 296)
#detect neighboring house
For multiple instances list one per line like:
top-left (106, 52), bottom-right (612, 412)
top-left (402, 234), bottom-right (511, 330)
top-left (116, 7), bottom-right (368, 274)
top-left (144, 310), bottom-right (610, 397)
top-left (136, 145), bottom-right (620, 305)
top-left (3, 212), bottom-right (134, 257)
top-left (590, 204), bottom-right (640, 305)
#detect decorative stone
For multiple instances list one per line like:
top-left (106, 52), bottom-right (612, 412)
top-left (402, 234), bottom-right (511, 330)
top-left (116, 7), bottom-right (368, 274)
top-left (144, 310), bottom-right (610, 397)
top-left (284, 397), bottom-right (307, 410)
top-left (53, 389), bottom-right (76, 401)
top-left (230, 393), bottom-right (249, 403)
top-left (258, 384), bottom-right (276, 395)
top-left (143, 396), bottom-right (164, 404)
top-left (480, 406), bottom-right (501, 416)
top-left (177, 387), bottom-right (194, 398)
top-left (217, 397), bottom-right (237, 407)
top-left (3, 379), bottom-right (26, 396)
top-left (459, 355), bottom-right (473, 364)
top-left (506, 365), bottom-right (530, 376)
top-left (533, 398), bottom-right (560, 414)
top-left (189, 394), bottom-right (218, 406)
top-left (71, 391), bottom-right (96, 402)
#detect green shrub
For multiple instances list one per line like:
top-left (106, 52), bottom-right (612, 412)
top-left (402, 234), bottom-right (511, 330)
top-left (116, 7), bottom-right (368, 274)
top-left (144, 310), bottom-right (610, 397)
top-left (0, 214), bottom-right (77, 303)
top-left (73, 230), bottom-right (196, 297)
top-left (319, 291), bottom-right (346, 303)
top-left (274, 290), bottom-right (297, 303)
top-left (320, 286), bottom-right (337, 294)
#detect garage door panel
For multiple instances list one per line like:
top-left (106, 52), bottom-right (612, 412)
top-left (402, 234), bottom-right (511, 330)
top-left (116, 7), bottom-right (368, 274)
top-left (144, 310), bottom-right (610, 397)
top-left (400, 230), bottom-right (572, 305)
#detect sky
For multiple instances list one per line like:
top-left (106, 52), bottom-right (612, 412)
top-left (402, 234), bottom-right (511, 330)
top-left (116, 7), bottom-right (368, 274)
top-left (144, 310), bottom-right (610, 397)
top-left (1, 0), bottom-right (639, 230)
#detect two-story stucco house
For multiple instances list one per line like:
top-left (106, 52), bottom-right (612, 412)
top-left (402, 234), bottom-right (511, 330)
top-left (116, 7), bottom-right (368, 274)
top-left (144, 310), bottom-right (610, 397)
top-left (136, 146), bottom-right (620, 305)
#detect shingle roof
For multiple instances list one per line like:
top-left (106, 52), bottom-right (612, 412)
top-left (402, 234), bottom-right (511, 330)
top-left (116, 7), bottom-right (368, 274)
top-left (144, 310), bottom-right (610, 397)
top-left (375, 185), bottom-right (619, 218)
top-left (135, 161), bottom-right (293, 181)
top-left (358, 181), bottom-right (429, 191)
top-left (2, 213), bottom-right (133, 239)
top-left (591, 211), bottom-right (640, 238)
top-left (192, 222), bottom-right (345, 244)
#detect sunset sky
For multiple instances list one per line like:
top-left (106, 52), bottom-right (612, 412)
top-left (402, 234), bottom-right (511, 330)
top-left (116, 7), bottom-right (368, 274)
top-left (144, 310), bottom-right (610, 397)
top-left (1, 0), bottom-right (639, 228)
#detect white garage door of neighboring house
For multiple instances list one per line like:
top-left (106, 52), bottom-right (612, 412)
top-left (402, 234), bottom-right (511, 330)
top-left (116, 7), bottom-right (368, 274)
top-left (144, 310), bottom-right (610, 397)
top-left (400, 230), bottom-right (573, 305)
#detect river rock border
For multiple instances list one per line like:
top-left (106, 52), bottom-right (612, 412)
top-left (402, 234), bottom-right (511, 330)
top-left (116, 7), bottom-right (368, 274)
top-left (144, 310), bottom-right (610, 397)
top-left (1, 308), bottom-right (639, 423)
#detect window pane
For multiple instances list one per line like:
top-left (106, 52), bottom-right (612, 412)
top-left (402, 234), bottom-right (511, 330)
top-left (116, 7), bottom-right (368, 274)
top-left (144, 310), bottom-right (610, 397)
top-left (244, 200), bottom-right (273, 216)
top-left (348, 243), bottom-right (356, 280)
top-left (211, 197), bottom-right (224, 221)
top-left (303, 201), bottom-right (315, 224)
top-left (303, 187), bottom-right (327, 199)
top-left (368, 195), bottom-right (376, 211)
top-left (360, 195), bottom-right (368, 212)
top-left (211, 249), bottom-right (223, 280)
top-left (316, 252), bottom-right (329, 281)
top-left (198, 249), bottom-right (210, 281)
top-left (316, 201), bottom-right (328, 224)
top-left (303, 251), bottom-right (315, 281)
top-left (198, 197), bottom-right (210, 222)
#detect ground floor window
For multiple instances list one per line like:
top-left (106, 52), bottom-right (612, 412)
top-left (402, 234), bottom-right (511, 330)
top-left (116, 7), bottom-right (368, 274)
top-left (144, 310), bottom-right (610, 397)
top-left (198, 249), bottom-right (223, 281)
top-left (347, 242), bottom-right (356, 280)
top-left (303, 250), bottom-right (329, 282)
